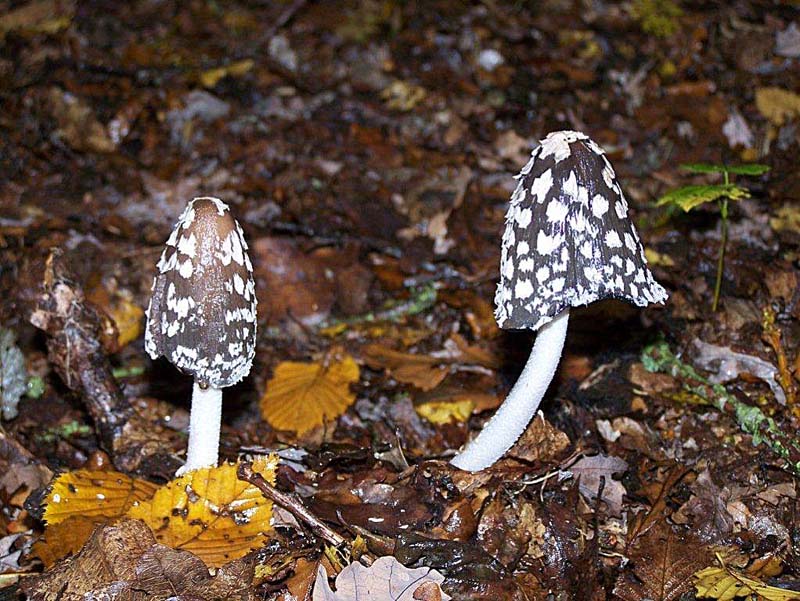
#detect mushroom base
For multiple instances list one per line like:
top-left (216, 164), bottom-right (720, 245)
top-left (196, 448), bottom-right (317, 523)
top-left (177, 382), bottom-right (223, 475)
top-left (450, 309), bottom-right (570, 472)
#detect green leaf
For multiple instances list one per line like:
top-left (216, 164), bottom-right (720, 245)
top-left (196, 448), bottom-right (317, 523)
top-left (679, 163), bottom-right (727, 174)
top-left (655, 184), bottom-right (750, 212)
top-left (679, 163), bottom-right (770, 177)
top-left (725, 164), bottom-right (770, 176)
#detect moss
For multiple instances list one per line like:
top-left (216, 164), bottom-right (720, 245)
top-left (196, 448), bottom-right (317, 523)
top-left (631, 0), bottom-right (683, 38)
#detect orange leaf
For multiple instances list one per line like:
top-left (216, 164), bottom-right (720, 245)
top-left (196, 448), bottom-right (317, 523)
top-left (43, 469), bottom-right (158, 525)
top-left (260, 356), bottom-right (360, 434)
top-left (126, 455), bottom-right (278, 568)
top-left (35, 469), bottom-right (158, 566)
top-left (362, 344), bottom-right (448, 391)
top-left (31, 515), bottom-right (99, 568)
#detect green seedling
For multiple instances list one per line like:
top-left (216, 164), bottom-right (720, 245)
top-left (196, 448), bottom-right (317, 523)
top-left (656, 163), bottom-right (770, 312)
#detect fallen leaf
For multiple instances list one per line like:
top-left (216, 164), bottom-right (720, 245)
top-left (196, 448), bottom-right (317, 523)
top-left (127, 455), bottom-right (278, 567)
top-left (0, 0), bottom-right (74, 37)
top-left (200, 58), bottom-right (255, 88)
top-left (364, 344), bottom-right (448, 391)
top-left (23, 519), bottom-right (257, 601)
top-left (43, 469), bottom-right (157, 525)
top-left (260, 355), bottom-right (360, 434)
top-left (694, 559), bottom-right (797, 600)
top-left (47, 88), bottom-right (116, 153)
top-left (381, 80), bottom-right (427, 111)
top-left (565, 455), bottom-right (628, 516)
top-left (755, 87), bottom-right (800, 126)
top-left (86, 282), bottom-right (144, 348)
top-left (31, 515), bottom-right (102, 568)
top-left (415, 398), bottom-right (473, 424)
top-left (614, 520), bottom-right (711, 601)
top-left (313, 556), bottom-right (451, 601)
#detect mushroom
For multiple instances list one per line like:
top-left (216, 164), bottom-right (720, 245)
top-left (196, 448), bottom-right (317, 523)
top-left (145, 197), bottom-right (257, 474)
top-left (450, 131), bottom-right (667, 472)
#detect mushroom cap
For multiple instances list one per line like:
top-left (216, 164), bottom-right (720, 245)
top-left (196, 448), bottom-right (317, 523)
top-left (145, 197), bottom-right (257, 388)
top-left (494, 131), bottom-right (667, 330)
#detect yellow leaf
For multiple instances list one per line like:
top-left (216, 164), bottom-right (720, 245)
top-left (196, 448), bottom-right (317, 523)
top-left (755, 87), bottom-right (800, 126)
top-left (43, 469), bottom-right (158, 525)
top-left (200, 59), bottom-right (254, 88)
top-left (126, 456), bottom-right (278, 567)
top-left (695, 561), bottom-right (800, 600)
top-left (416, 399), bottom-right (474, 424)
top-left (380, 80), bottom-right (427, 111)
top-left (260, 356), bottom-right (360, 434)
top-left (644, 247), bottom-right (675, 267)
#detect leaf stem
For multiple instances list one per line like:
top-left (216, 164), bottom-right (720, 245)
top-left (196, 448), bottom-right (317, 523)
top-left (712, 197), bottom-right (728, 312)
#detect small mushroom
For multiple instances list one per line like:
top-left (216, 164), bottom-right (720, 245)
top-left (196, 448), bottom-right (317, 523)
top-left (145, 197), bottom-right (257, 474)
top-left (450, 131), bottom-right (667, 472)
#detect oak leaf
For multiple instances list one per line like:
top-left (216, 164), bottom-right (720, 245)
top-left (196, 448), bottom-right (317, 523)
top-left (260, 356), bottom-right (360, 434)
top-left (313, 556), bottom-right (450, 601)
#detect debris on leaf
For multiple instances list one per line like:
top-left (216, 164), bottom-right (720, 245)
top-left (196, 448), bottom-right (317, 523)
top-left (126, 456), bottom-right (278, 567)
top-left (261, 354), bottom-right (360, 434)
top-left (313, 556), bottom-right (450, 601)
top-left (564, 455), bottom-right (628, 516)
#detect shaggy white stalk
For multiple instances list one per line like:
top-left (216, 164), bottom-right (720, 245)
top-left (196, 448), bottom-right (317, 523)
top-left (177, 382), bottom-right (222, 475)
top-left (450, 309), bottom-right (570, 472)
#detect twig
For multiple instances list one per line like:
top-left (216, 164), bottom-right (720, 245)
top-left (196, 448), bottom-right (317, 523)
top-left (237, 462), bottom-right (347, 548)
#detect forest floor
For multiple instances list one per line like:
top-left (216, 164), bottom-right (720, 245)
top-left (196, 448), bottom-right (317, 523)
top-left (1, 1), bottom-right (800, 599)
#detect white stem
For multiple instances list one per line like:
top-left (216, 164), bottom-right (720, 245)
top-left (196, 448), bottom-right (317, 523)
top-left (177, 382), bottom-right (222, 475)
top-left (450, 309), bottom-right (570, 472)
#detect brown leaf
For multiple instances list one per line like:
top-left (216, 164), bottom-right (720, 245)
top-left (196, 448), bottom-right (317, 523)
top-left (363, 344), bottom-right (448, 391)
top-left (567, 455), bottom-right (628, 517)
top-left (508, 414), bottom-right (571, 464)
top-left (613, 520), bottom-right (711, 601)
top-left (23, 519), bottom-right (256, 601)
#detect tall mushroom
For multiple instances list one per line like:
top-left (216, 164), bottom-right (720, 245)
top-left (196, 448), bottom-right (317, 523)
top-left (145, 197), bottom-right (257, 474)
top-left (451, 131), bottom-right (667, 472)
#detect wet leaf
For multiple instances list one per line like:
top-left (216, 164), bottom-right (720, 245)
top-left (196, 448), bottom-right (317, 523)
top-left (261, 356), bottom-right (360, 434)
top-left (614, 520), bottom-right (711, 601)
top-left (126, 456), bottom-right (278, 567)
top-left (313, 556), bottom-right (450, 601)
top-left (43, 469), bottom-right (158, 525)
top-left (566, 455), bottom-right (628, 516)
